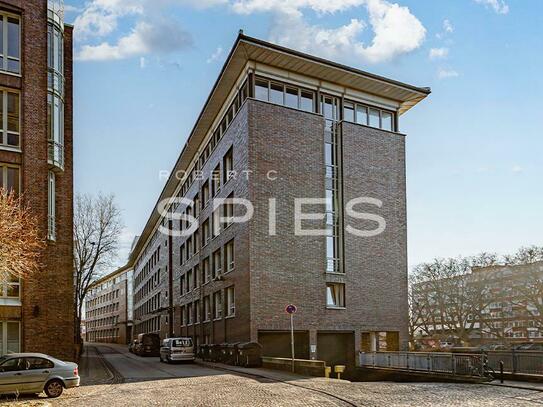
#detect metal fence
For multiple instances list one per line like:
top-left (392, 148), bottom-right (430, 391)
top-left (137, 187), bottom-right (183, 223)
top-left (486, 350), bottom-right (543, 375)
top-left (359, 352), bottom-right (486, 377)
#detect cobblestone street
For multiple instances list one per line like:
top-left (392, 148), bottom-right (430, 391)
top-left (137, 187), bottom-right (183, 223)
top-left (2, 344), bottom-right (543, 406)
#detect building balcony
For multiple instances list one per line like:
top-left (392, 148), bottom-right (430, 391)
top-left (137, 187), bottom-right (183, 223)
top-left (48, 0), bottom-right (64, 27)
top-left (48, 140), bottom-right (64, 171)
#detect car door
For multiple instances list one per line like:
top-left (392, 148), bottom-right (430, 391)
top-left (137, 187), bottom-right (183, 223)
top-left (25, 357), bottom-right (55, 392)
top-left (0, 357), bottom-right (28, 393)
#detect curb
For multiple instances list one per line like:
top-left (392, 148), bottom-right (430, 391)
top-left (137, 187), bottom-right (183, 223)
top-left (484, 382), bottom-right (543, 393)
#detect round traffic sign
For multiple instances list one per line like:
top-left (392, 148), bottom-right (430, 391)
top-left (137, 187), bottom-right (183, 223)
top-left (285, 304), bottom-right (297, 314)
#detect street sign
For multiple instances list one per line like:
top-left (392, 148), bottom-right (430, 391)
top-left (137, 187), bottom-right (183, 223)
top-left (285, 304), bottom-right (297, 314)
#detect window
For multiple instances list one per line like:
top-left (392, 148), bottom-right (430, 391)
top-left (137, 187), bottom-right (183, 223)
top-left (0, 15), bottom-right (20, 74)
top-left (180, 244), bottom-right (185, 265)
top-left (187, 269), bottom-right (193, 292)
top-left (223, 147), bottom-right (233, 183)
top-left (225, 240), bottom-right (234, 273)
top-left (381, 111), bottom-right (393, 131)
top-left (203, 257), bottom-right (211, 283)
top-left (194, 300), bottom-right (200, 323)
top-left (193, 265), bottom-right (199, 288)
top-left (48, 172), bottom-right (56, 240)
top-left (180, 306), bottom-right (185, 326)
top-left (255, 78), bottom-right (269, 101)
top-left (193, 193), bottom-right (200, 218)
top-left (0, 321), bottom-right (19, 356)
top-left (369, 108), bottom-right (380, 128)
top-left (194, 229), bottom-right (200, 253)
top-left (212, 207), bottom-right (221, 237)
top-left (254, 77), bottom-right (315, 113)
top-left (0, 164), bottom-right (19, 194)
top-left (212, 165), bottom-right (221, 196)
top-left (212, 249), bottom-right (222, 278)
top-left (223, 193), bottom-right (234, 228)
top-left (203, 296), bottom-right (211, 321)
top-left (202, 219), bottom-right (210, 246)
top-left (226, 286), bottom-right (235, 317)
top-left (343, 102), bottom-right (355, 122)
top-left (0, 275), bottom-right (19, 300)
top-left (180, 274), bottom-right (186, 295)
top-left (202, 181), bottom-right (210, 207)
top-left (326, 283), bottom-right (345, 308)
top-left (356, 105), bottom-right (368, 125)
top-left (213, 291), bottom-right (222, 319)
top-left (187, 303), bottom-right (193, 325)
top-left (0, 90), bottom-right (20, 148)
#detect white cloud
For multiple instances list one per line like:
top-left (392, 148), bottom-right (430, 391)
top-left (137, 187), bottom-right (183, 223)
top-left (437, 68), bottom-right (459, 79)
top-left (474, 0), bottom-right (509, 14)
top-left (206, 46), bottom-right (224, 63)
top-left (429, 47), bottom-right (448, 59)
top-left (512, 165), bottom-right (523, 174)
top-left (443, 19), bottom-right (453, 33)
top-left (76, 19), bottom-right (192, 61)
top-left (258, 0), bottom-right (426, 64)
top-left (139, 56), bottom-right (146, 68)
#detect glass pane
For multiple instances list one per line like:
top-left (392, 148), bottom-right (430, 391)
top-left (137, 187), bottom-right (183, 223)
top-left (6, 322), bottom-right (19, 353)
top-left (300, 90), bottom-right (314, 112)
top-left (6, 284), bottom-right (19, 298)
top-left (381, 111), bottom-right (393, 131)
top-left (270, 82), bottom-right (284, 105)
top-left (285, 87), bottom-right (298, 109)
top-left (7, 93), bottom-right (19, 132)
top-left (7, 18), bottom-right (19, 59)
top-left (344, 102), bottom-right (355, 122)
top-left (369, 108), bottom-right (380, 128)
top-left (324, 143), bottom-right (333, 166)
top-left (7, 59), bottom-right (19, 74)
top-left (7, 133), bottom-right (18, 146)
top-left (326, 286), bottom-right (335, 306)
top-left (255, 79), bottom-right (268, 101)
top-left (7, 167), bottom-right (18, 194)
top-left (0, 20), bottom-right (3, 56)
top-left (326, 236), bottom-right (335, 257)
top-left (323, 98), bottom-right (333, 120)
top-left (356, 105), bottom-right (368, 125)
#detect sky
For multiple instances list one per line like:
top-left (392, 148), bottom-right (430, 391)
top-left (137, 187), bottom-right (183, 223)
top-left (66, 0), bottom-right (543, 270)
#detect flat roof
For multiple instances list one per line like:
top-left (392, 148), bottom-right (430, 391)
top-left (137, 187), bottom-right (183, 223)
top-left (125, 32), bottom-right (431, 268)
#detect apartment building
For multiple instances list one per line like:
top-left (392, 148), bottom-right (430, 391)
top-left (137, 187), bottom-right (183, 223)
top-left (0, 0), bottom-right (74, 359)
top-left (414, 261), bottom-right (543, 346)
top-left (85, 266), bottom-right (134, 344)
top-left (126, 33), bottom-right (429, 369)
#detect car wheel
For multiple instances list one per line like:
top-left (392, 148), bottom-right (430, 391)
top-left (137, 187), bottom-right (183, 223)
top-left (44, 379), bottom-right (64, 398)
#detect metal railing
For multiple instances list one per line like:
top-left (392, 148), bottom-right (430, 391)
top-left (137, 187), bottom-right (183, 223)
top-left (359, 351), bottom-right (487, 378)
top-left (486, 350), bottom-right (543, 375)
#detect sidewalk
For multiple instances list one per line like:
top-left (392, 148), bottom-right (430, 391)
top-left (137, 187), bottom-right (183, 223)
top-left (487, 379), bottom-right (543, 392)
top-left (79, 344), bottom-right (115, 385)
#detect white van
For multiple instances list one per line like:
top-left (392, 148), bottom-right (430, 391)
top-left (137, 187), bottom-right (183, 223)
top-left (159, 337), bottom-right (195, 363)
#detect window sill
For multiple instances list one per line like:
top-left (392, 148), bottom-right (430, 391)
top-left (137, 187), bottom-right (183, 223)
top-left (325, 271), bottom-right (345, 276)
top-left (326, 306), bottom-right (346, 310)
top-left (0, 145), bottom-right (22, 153)
top-left (213, 317), bottom-right (222, 322)
top-left (225, 314), bottom-right (235, 319)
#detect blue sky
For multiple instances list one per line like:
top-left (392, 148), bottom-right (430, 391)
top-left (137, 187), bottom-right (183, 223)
top-left (67, 0), bottom-right (543, 269)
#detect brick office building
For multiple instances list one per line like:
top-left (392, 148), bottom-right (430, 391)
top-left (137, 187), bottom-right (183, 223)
top-left (127, 33), bottom-right (429, 368)
top-left (85, 266), bottom-right (134, 345)
top-left (0, 0), bottom-right (74, 360)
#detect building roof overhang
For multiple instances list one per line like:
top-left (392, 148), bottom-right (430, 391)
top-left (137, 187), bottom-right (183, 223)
top-left (126, 33), bottom-right (431, 267)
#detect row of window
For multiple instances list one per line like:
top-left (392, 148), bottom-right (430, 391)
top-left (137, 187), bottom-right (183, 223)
top-left (86, 301), bottom-right (120, 319)
top-left (135, 316), bottom-right (160, 336)
top-left (86, 289), bottom-right (120, 309)
top-left (134, 292), bottom-right (161, 321)
top-left (86, 315), bottom-right (119, 329)
top-left (135, 246), bottom-right (161, 287)
top-left (180, 286), bottom-right (235, 325)
top-left (180, 240), bottom-right (235, 295)
top-left (343, 101), bottom-right (395, 132)
top-left (135, 269), bottom-right (160, 303)
top-left (87, 329), bottom-right (120, 342)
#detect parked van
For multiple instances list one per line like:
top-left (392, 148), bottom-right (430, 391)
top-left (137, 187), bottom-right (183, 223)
top-left (160, 337), bottom-right (195, 363)
top-left (135, 333), bottom-right (161, 357)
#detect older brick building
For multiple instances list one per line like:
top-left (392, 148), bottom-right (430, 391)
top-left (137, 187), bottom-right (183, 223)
top-left (126, 34), bottom-right (429, 369)
top-left (85, 266), bottom-right (134, 345)
top-left (0, 0), bottom-right (74, 360)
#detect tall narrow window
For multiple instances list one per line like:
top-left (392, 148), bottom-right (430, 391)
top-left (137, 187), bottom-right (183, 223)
top-left (223, 147), bottom-right (233, 183)
top-left (0, 164), bottom-right (19, 195)
top-left (203, 296), bottom-right (211, 321)
top-left (270, 82), bottom-right (284, 105)
top-left (202, 181), bottom-right (210, 207)
top-left (255, 78), bottom-right (269, 101)
top-left (223, 193), bottom-right (234, 228)
top-left (212, 165), bottom-right (221, 196)
top-left (0, 90), bottom-right (19, 148)
top-left (285, 87), bottom-right (298, 109)
top-left (225, 240), bottom-right (234, 273)
top-left (212, 207), bottom-right (221, 237)
top-left (0, 15), bottom-right (20, 74)
top-left (226, 287), bottom-right (235, 317)
top-left (326, 283), bottom-right (345, 308)
top-left (213, 291), bottom-right (222, 319)
top-left (203, 257), bottom-right (211, 283)
top-left (212, 249), bottom-right (222, 278)
top-left (300, 90), bottom-right (315, 112)
top-left (48, 171), bottom-right (56, 240)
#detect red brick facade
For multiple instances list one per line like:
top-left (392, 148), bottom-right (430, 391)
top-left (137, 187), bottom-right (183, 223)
top-left (0, 0), bottom-right (74, 361)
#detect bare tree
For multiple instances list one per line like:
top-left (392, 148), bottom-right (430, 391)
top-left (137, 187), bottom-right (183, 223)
top-left (0, 189), bottom-right (45, 283)
top-left (73, 193), bottom-right (123, 343)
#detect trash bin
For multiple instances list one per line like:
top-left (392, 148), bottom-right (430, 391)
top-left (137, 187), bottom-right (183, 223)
top-left (209, 344), bottom-right (221, 362)
top-left (219, 343), bottom-right (229, 363)
top-left (238, 342), bottom-right (262, 367)
top-left (199, 344), bottom-right (209, 360)
top-left (225, 343), bottom-right (241, 365)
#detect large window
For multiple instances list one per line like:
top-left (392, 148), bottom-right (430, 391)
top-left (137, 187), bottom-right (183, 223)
top-left (0, 321), bottom-right (20, 356)
top-left (0, 90), bottom-right (20, 148)
top-left (0, 275), bottom-right (20, 301)
top-left (254, 77), bottom-right (315, 113)
top-left (0, 15), bottom-right (20, 74)
top-left (326, 283), bottom-right (345, 308)
top-left (0, 164), bottom-right (19, 194)
top-left (343, 100), bottom-right (395, 132)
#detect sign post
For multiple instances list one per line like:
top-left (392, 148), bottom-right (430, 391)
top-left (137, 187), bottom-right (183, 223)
top-left (285, 304), bottom-right (297, 373)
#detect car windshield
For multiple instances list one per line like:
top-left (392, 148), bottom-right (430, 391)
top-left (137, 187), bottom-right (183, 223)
top-left (172, 339), bottom-right (192, 347)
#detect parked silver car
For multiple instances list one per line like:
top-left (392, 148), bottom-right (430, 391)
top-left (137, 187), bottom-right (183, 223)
top-left (160, 338), bottom-right (195, 363)
top-left (0, 353), bottom-right (80, 398)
